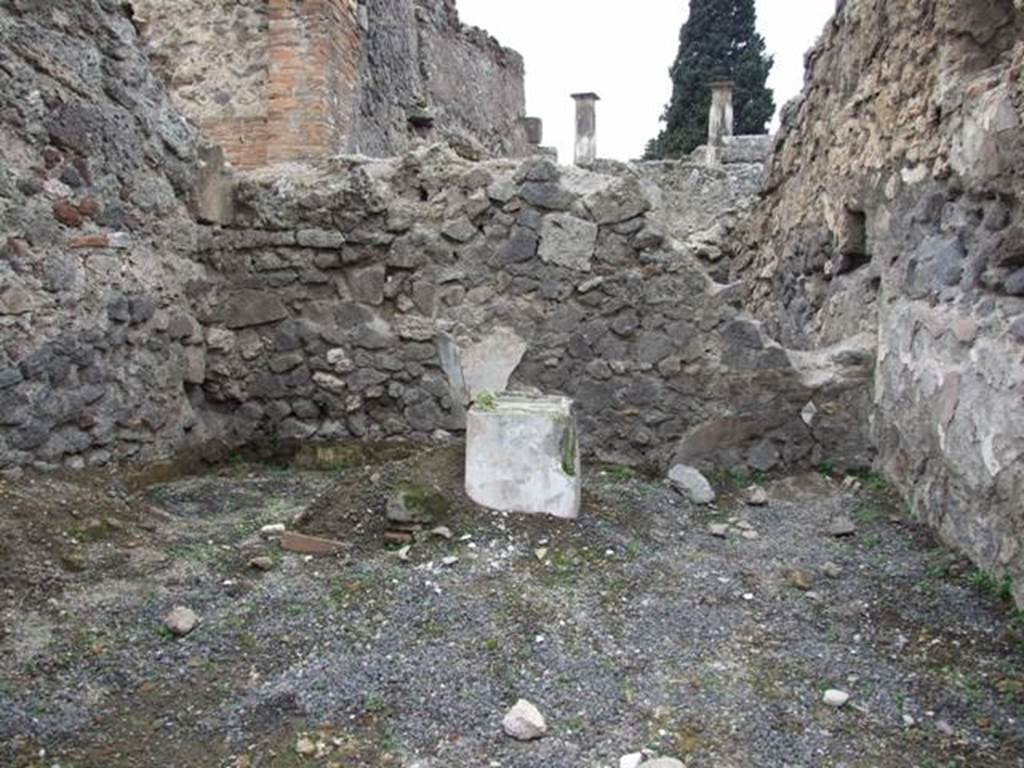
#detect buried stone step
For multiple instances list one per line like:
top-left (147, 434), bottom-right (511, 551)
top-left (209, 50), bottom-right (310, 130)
top-left (465, 390), bottom-right (580, 519)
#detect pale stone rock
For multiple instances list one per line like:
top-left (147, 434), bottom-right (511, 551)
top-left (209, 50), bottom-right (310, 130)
top-left (620, 753), bottom-right (644, 768)
top-left (800, 401), bottom-right (818, 426)
top-left (827, 517), bottom-right (857, 537)
top-left (639, 759), bottom-right (685, 768)
top-left (206, 327), bottom-right (235, 352)
top-left (394, 314), bottom-right (436, 341)
top-left (313, 372), bottom-right (346, 393)
top-left (823, 689), bottom-right (850, 707)
top-left (466, 392), bottom-right (580, 519)
top-left (538, 213), bottom-right (598, 271)
top-left (326, 347), bottom-right (354, 373)
top-left (502, 699), bottom-right (547, 741)
top-left (746, 486), bottom-right (769, 506)
top-left (0, 286), bottom-right (35, 315)
top-left (583, 175), bottom-right (650, 224)
top-left (668, 464), bottom-right (716, 505)
top-left (164, 606), bottom-right (198, 637)
top-left (260, 523), bottom-right (286, 537)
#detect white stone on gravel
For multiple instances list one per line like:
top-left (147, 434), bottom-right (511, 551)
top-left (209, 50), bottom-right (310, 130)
top-left (430, 525), bottom-right (453, 540)
top-left (746, 486), bottom-right (769, 506)
top-left (640, 759), bottom-right (685, 768)
top-left (668, 464), bottom-right (716, 505)
top-left (164, 606), bottom-right (198, 637)
top-left (827, 517), bottom-right (857, 537)
top-left (260, 523), bottom-right (286, 538)
top-left (441, 556), bottom-right (459, 567)
top-left (709, 523), bottom-right (729, 538)
top-left (295, 736), bottom-right (316, 756)
top-left (823, 689), bottom-right (850, 707)
top-left (823, 561), bottom-right (844, 578)
top-left (502, 698), bottom-right (547, 740)
top-left (620, 752), bottom-right (644, 768)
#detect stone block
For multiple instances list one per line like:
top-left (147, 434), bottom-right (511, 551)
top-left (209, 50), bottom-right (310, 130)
top-left (538, 213), bottom-right (598, 271)
top-left (582, 175), bottom-right (650, 224)
top-left (347, 264), bottom-right (386, 305)
top-left (223, 290), bottom-right (289, 329)
top-left (182, 347), bottom-right (206, 385)
top-left (465, 392), bottom-right (580, 519)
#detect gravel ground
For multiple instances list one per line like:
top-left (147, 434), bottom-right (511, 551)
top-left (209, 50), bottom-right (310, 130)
top-left (0, 442), bottom-right (1022, 767)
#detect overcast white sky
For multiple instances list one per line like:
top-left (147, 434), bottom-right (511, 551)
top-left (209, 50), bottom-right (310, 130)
top-left (457, 0), bottom-right (836, 161)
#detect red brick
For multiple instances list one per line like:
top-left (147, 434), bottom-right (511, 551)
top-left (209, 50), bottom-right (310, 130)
top-left (53, 201), bottom-right (83, 228)
top-left (279, 531), bottom-right (345, 555)
top-left (68, 234), bottom-right (110, 249)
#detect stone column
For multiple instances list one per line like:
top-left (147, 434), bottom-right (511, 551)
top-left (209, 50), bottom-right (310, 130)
top-left (707, 80), bottom-right (735, 146)
top-left (571, 92), bottom-right (600, 167)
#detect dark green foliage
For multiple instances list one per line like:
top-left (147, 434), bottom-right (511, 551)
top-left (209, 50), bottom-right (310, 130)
top-left (645, 0), bottom-right (775, 158)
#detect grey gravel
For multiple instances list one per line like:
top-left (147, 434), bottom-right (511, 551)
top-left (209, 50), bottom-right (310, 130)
top-left (1, 444), bottom-right (1022, 767)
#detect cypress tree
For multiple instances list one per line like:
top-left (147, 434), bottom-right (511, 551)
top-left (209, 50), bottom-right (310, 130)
top-left (645, 0), bottom-right (775, 159)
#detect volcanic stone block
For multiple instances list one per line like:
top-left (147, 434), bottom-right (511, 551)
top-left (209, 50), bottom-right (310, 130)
top-left (465, 392), bottom-right (580, 519)
top-left (223, 290), bottom-right (289, 329)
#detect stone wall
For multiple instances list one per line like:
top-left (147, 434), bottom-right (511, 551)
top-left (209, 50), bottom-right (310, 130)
top-left (131, 0), bottom-right (527, 167)
top-left (179, 149), bottom-right (871, 472)
top-left (0, 0), bottom-right (207, 470)
top-left (6, 0), bottom-right (865, 479)
top-left (733, 0), bottom-right (1024, 601)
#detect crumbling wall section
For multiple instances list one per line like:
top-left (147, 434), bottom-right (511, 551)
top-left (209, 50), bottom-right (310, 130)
top-left (733, 0), bottom-right (1024, 601)
top-left (0, 0), bottom-right (206, 471)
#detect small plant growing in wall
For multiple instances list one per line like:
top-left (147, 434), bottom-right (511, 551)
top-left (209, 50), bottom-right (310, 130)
top-left (474, 391), bottom-right (497, 411)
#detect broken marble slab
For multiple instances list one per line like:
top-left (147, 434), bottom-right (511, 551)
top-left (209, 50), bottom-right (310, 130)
top-left (465, 391), bottom-right (580, 519)
top-left (437, 325), bottom-right (528, 407)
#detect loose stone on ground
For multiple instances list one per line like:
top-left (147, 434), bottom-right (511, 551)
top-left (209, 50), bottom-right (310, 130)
top-left (667, 464), bottom-right (716, 505)
top-left (163, 606), bottom-right (198, 637)
top-left (502, 699), bottom-right (547, 741)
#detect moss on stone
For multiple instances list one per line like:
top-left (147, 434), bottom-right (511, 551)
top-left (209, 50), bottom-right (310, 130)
top-left (391, 482), bottom-right (447, 522)
top-left (561, 422), bottom-right (577, 477)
